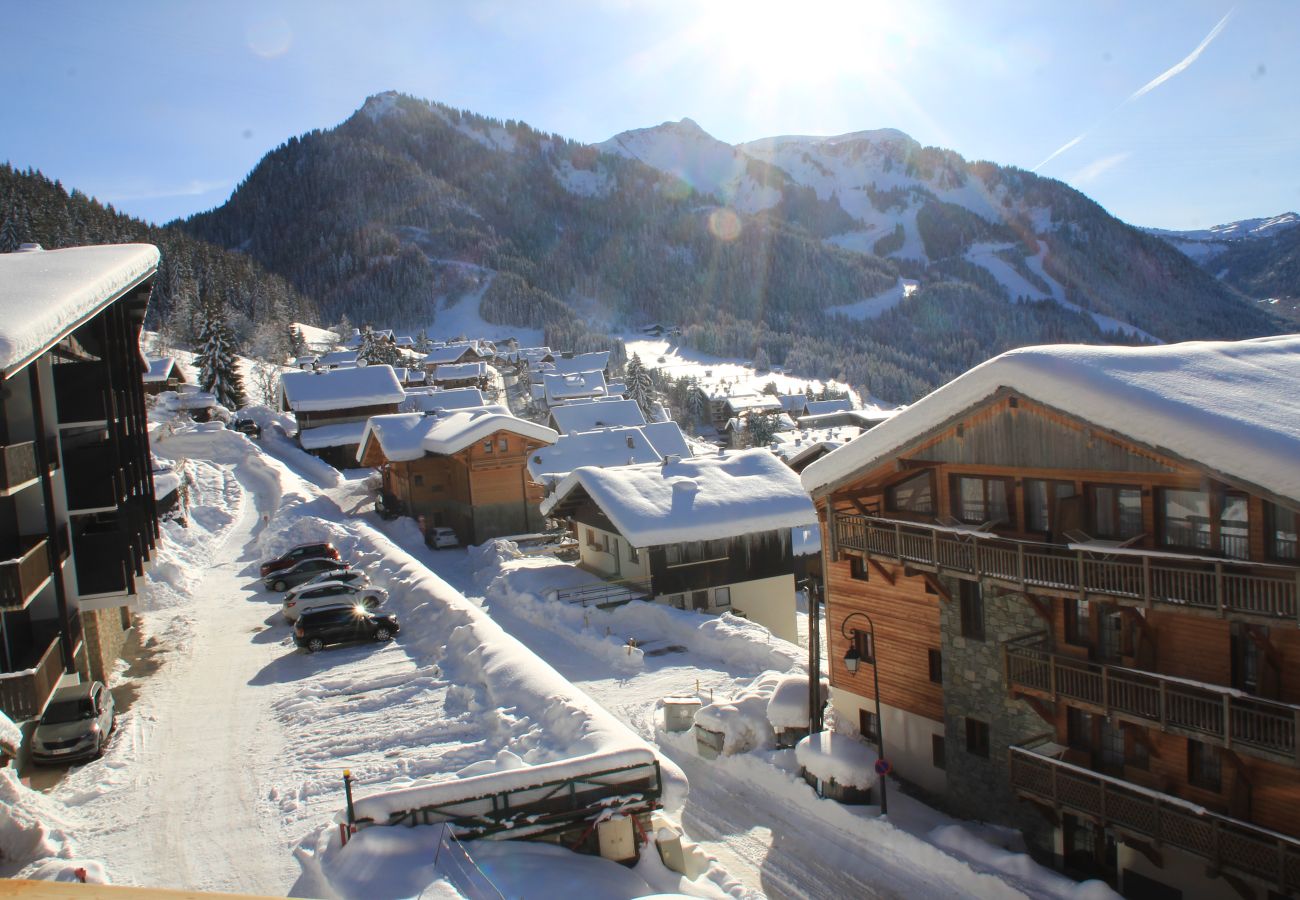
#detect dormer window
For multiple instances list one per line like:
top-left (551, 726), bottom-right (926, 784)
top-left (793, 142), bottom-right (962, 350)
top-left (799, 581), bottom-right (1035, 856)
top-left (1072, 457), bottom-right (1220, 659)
top-left (885, 470), bottom-right (934, 515)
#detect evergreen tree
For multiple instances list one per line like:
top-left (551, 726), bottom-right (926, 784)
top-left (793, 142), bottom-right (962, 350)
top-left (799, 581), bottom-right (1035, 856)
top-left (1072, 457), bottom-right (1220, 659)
top-left (625, 353), bottom-right (654, 417)
top-left (196, 304), bottom-right (247, 410)
top-left (287, 324), bottom-right (306, 358)
top-left (753, 346), bottom-right (771, 373)
top-left (685, 377), bottom-right (707, 427)
top-left (745, 409), bottom-right (783, 448)
top-left (357, 328), bottom-right (401, 366)
top-left (0, 214), bottom-right (21, 253)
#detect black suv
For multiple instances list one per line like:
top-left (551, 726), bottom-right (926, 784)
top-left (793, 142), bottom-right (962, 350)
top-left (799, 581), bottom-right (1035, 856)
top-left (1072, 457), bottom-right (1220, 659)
top-left (293, 606), bottom-right (400, 652)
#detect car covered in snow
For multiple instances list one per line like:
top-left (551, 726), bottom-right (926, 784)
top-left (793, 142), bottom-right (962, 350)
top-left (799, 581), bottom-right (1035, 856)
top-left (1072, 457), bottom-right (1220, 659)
top-left (281, 582), bottom-right (388, 621)
top-left (259, 541), bottom-right (340, 578)
top-left (263, 557), bottom-right (351, 592)
top-left (293, 606), bottom-right (400, 652)
top-left (229, 416), bottom-right (262, 439)
top-left (425, 526), bottom-right (459, 549)
top-left (30, 681), bottom-right (116, 764)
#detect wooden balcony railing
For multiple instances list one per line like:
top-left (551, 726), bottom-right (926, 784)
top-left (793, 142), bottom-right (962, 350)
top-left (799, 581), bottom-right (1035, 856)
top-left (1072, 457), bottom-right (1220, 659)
top-left (0, 538), bottom-right (54, 610)
top-left (1004, 633), bottom-right (1300, 766)
top-left (0, 632), bottom-right (63, 720)
top-left (1010, 739), bottom-right (1300, 894)
top-left (0, 441), bottom-right (40, 494)
top-left (834, 514), bottom-right (1300, 624)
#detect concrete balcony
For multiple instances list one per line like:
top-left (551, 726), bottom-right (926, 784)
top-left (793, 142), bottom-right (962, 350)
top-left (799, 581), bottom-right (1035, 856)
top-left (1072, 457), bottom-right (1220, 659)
top-left (1010, 737), bottom-right (1300, 895)
top-left (1004, 633), bottom-right (1300, 766)
top-left (834, 514), bottom-right (1300, 626)
top-left (0, 629), bottom-right (63, 721)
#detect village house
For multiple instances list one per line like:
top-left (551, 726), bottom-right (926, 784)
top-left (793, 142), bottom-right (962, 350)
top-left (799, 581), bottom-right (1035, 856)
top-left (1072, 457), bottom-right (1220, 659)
top-left (547, 397), bottom-right (646, 434)
top-left (431, 361), bottom-right (491, 391)
top-left (0, 244), bottom-right (162, 724)
top-left (527, 422), bottom-right (692, 491)
top-left (800, 336), bottom-right (1300, 899)
top-left (541, 448), bottom-right (813, 643)
top-left (400, 387), bottom-right (487, 414)
top-left (279, 365), bottom-right (405, 469)
top-left (356, 406), bottom-right (558, 545)
top-left (421, 344), bottom-right (481, 372)
top-left (142, 356), bottom-right (187, 395)
top-left (536, 370), bottom-right (609, 408)
top-left (314, 349), bottom-right (359, 370)
top-left (529, 350), bottom-right (610, 384)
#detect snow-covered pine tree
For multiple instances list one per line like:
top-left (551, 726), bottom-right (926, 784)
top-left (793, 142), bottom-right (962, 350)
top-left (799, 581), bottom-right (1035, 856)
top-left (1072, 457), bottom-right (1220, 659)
top-left (685, 377), bottom-right (707, 427)
top-left (745, 409), bottom-right (782, 448)
top-left (196, 304), bottom-right (247, 410)
top-left (0, 215), bottom-right (21, 253)
top-left (287, 324), bottom-right (306, 358)
top-left (625, 353), bottom-right (654, 417)
top-left (357, 328), bottom-right (401, 367)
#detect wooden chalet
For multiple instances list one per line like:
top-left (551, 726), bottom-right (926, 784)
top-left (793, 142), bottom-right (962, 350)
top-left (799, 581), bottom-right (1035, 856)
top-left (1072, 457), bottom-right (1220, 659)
top-left (357, 407), bottom-right (558, 545)
top-left (142, 356), bottom-right (186, 395)
top-left (279, 365), bottom-right (405, 469)
top-left (801, 337), bottom-right (1300, 899)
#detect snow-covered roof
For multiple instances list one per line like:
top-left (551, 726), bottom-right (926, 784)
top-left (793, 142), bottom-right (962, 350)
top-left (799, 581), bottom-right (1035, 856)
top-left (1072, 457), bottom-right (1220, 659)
top-left (726, 394), bottom-right (783, 414)
top-left (778, 394), bottom-right (808, 414)
top-left (797, 409), bottom-right (895, 430)
top-left (527, 426), bottom-right (664, 484)
top-left (393, 367), bottom-right (426, 384)
top-left (298, 420), bottom-right (369, 450)
top-left (143, 356), bottom-right (178, 382)
top-left (422, 345), bottom-right (478, 366)
top-left (279, 365), bottom-right (405, 413)
top-left (641, 421), bottom-right (692, 459)
top-left (543, 370), bottom-right (608, 403)
top-left (549, 351), bottom-right (610, 375)
top-left (548, 397), bottom-right (646, 433)
top-left (432, 361), bottom-right (487, 382)
top-left (542, 448), bottom-right (816, 546)
top-left (802, 336), bottom-right (1300, 505)
top-left (359, 407), bottom-right (558, 463)
top-left (0, 243), bottom-right (159, 377)
top-left (804, 398), bottom-right (853, 416)
top-left (316, 350), bottom-right (359, 368)
top-left (400, 387), bottom-right (487, 413)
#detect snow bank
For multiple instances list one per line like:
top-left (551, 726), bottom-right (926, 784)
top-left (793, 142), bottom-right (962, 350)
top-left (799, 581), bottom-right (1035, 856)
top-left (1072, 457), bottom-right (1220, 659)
top-left (803, 335), bottom-right (1300, 503)
top-left (542, 448), bottom-right (816, 546)
top-left (693, 671), bottom-right (786, 755)
top-left (795, 731), bottom-right (878, 790)
top-left (766, 673), bottom-right (826, 731)
top-left (0, 709), bottom-right (22, 759)
top-left (0, 768), bottom-right (103, 882)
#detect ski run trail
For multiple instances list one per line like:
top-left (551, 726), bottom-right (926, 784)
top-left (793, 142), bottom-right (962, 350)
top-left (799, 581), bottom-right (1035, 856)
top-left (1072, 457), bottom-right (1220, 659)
top-left (37, 424), bottom-right (1104, 898)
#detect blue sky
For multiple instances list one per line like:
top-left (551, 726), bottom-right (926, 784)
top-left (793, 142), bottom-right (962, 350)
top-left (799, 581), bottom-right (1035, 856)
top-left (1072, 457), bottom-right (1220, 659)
top-left (3, 0), bottom-right (1296, 229)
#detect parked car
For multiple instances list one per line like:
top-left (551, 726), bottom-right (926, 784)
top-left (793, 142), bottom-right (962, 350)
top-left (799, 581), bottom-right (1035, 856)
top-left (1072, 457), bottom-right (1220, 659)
top-left (425, 526), bottom-right (459, 549)
top-left (260, 542), bottom-right (340, 578)
top-left (293, 606), bottom-right (400, 652)
top-left (375, 491), bottom-right (402, 520)
top-left (30, 681), bottom-right (115, 764)
top-left (296, 568), bottom-right (370, 591)
top-left (263, 557), bottom-right (351, 592)
top-left (230, 417), bottom-right (262, 439)
top-left (282, 583), bottom-right (388, 621)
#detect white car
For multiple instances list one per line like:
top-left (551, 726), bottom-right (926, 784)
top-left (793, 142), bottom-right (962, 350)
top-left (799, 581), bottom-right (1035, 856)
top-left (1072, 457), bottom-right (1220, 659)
top-left (296, 568), bottom-right (370, 592)
top-left (425, 526), bottom-right (459, 549)
top-left (282, 582), bottom-right (388, 621)
top-left (31, 681), bottom-right (116, 764)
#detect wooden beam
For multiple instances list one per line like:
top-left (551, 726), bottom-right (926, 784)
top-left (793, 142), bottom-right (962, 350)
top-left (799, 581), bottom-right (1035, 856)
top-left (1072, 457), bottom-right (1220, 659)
top-left (868, 558), bottom-right (895, 586)
top-left (1205, 867), bottom-right (1256, 900)
top-left (922, 573), bottom-right (951, 603)
top-left (1019, 593), bottom-right (1053, 625)
top-left (1119, 835), bottom-right (1162, 869)
top-left (896, 458), bottom-right (941, 471)
top-left (1119, 606), bottom-right (1156, 645)
top-left (1020, 694), bottom-right (1055, 725)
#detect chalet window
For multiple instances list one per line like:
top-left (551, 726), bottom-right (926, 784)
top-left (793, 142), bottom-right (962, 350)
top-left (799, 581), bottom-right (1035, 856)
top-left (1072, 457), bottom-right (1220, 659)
top-left (1219, 493), bottom-right (1250, 560)
top-left (849, 556), bottom-right (869, 581)
top-left (1161, 488), bottom-right (1249, 559)
top-left (627, 543), bottom-right (639, 564)
top-left (1067, 708), bottom-right (1093, 752)
top-left (1188, 740), bottom-right (1222, 792)
top-left (859, 709), bottom-right (879, 742)
top-left (713, 586), bottom-right (731, 608)
top-left (959, 581), bottom-right (985, 641)
top-left (931, 734), bottom-right (946, 770)
top-left (1267, 502), bottom-right (1298, 561)
top-left (669, 594), bottom-right (685, 609)
top-left (498, 437), bottom-right (509, 451)
top-left (1126, 726), bottom-right (1150, 771)
top-left (483, 439), bottom-right (494, 453)
top-left (691, 590), bottom-right (709, 611)
top-left (951, 475), bottom-right (1011, 526)
top-left (1231, 623), bottom-right (1262, 693)
top-left (854, 630), bottom-right (875, 664)
top-left (1099, 719), bottom-right (1125, 771)
top-left (1064, 598), bottom-right (1091, 646)
top-left (885, 471), bottom-right (934, 515)
top-left (965, 718), bottom-right (990, 758)
top-left (1087, 484), bottom-right (1143, 540)
top-left (1025, 479), bottom-right (1074, 533)
top-left (665, 544), bottom-right (681, 565)
top-left (586, 528), bottom-right (600, 549)
top-left (927, 648), bottom-right (943, 684)
top-left (413, 474), bottom-right (424, 486)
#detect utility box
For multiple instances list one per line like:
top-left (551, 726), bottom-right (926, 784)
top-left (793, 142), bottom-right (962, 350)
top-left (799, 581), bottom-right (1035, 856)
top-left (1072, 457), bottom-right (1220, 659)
top-left (597, 815), bottom-right (637, 864)
top-left (662, 697), bottom-right (702, 733)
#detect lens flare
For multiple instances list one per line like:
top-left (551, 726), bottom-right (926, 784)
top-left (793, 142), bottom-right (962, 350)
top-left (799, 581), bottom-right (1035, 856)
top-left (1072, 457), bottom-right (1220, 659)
top-left (708, 208), bottom-right (742, 242)
top-left (246, 15), bottom-right (293, 59)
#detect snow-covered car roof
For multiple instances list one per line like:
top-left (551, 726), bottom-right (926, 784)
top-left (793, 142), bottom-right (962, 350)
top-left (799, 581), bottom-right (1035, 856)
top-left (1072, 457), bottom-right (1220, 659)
top-left (542, 447), bottom-right (816, 547)
top-left (0, 243), bottom-right (159, 377)
top-left (279, 365), bottom-right (405, 412)
top-left (802, 335), bottom-right (1300, 504)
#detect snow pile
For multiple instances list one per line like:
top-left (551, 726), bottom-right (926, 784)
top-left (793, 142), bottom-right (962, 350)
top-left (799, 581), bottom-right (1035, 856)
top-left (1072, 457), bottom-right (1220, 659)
top-left (543, 448), bottom-right (816, 546)
top-left (0, 768), bottom-right (105, 882)
top-left (795, 732), bottom-right (878, 790)
top-left (279, 365), bottom-right (405, 412)
top-left (693, 671), bottom-right (787, 755)
top-left (0, 243), bottom-right (159, 376)
top-left (0, 710), bottom-right (22, 760)
top-left (803, 335), bottom-right (1300, 502)
top-left (766, 673), bottom-right (826, 731)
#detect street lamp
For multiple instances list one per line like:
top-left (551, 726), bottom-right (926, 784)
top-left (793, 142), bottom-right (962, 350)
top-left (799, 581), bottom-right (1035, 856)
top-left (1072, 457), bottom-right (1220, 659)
top-left (841, 610), bottom-right (887, 815)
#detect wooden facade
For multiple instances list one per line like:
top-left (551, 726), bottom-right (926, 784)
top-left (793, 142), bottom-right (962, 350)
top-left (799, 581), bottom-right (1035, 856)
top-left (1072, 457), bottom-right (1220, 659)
top-left (812, 391), bottom-right (1300, 896)
top-left (362, 427), bottom-right (550, 546)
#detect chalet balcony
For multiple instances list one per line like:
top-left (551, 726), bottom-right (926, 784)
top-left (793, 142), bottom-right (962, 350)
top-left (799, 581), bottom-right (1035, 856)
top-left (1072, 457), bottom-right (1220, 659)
top-left (72, 527), bottom-right (131, 598)
top-left (0, 629), bottom-right (64, 721)
top-left (0, 536), bottom-right (59, 611)
top-left (1010, 737), bottom-right (1300, 894)
top-left (63, 445), bottom-right (123, 512)
top-left (53, 361), bottom-right (109, 425)
top-left (0, 442), bottom-right (40, 496)
top-left (834, 514), bottom-right (1300, 625)
top-left (1004, 633), bottom-right (1300, 766)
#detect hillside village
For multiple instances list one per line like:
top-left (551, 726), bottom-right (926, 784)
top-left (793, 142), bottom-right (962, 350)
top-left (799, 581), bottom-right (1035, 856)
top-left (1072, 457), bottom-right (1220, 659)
top-left (0, 241), bottom-right (1295, 900)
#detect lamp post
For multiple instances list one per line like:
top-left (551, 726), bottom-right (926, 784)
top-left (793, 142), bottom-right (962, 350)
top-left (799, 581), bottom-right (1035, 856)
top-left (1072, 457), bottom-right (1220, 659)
top-left (841, 610), bottom-right (887, 815)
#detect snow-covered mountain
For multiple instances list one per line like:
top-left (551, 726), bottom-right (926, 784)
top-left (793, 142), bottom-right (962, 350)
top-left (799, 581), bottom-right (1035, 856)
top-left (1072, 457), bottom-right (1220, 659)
top-left (1148, 213), bottom-right (1300, 315)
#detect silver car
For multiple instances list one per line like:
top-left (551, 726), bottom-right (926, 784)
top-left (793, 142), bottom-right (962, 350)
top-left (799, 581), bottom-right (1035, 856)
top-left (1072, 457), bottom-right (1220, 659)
top-left (31, 681), bottom-right (115, 764)
top-left (281, 582), bottom-right (388, 621)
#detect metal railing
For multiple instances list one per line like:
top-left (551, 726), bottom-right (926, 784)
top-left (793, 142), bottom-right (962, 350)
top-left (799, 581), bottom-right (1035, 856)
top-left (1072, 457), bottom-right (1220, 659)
top-left (836, 514), bottom-right (1300, 623)
top-left (552, 578), bottom-right (653, 609)
top-left (1004, 633), bottom-right (1300, 765)
top-left (1010, 738), bottom-right (1300, 893)
top-left (0, 632), bottom-right (63, 720)
top-left (0, 442), bottom-right (40, 493)
top-left (0, 538), bottom-right (53, 610)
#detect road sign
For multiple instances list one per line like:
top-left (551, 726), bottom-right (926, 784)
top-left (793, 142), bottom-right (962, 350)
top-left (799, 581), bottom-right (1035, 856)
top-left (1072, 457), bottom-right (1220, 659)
top-left (874, 758), bottom-right (892, 776)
